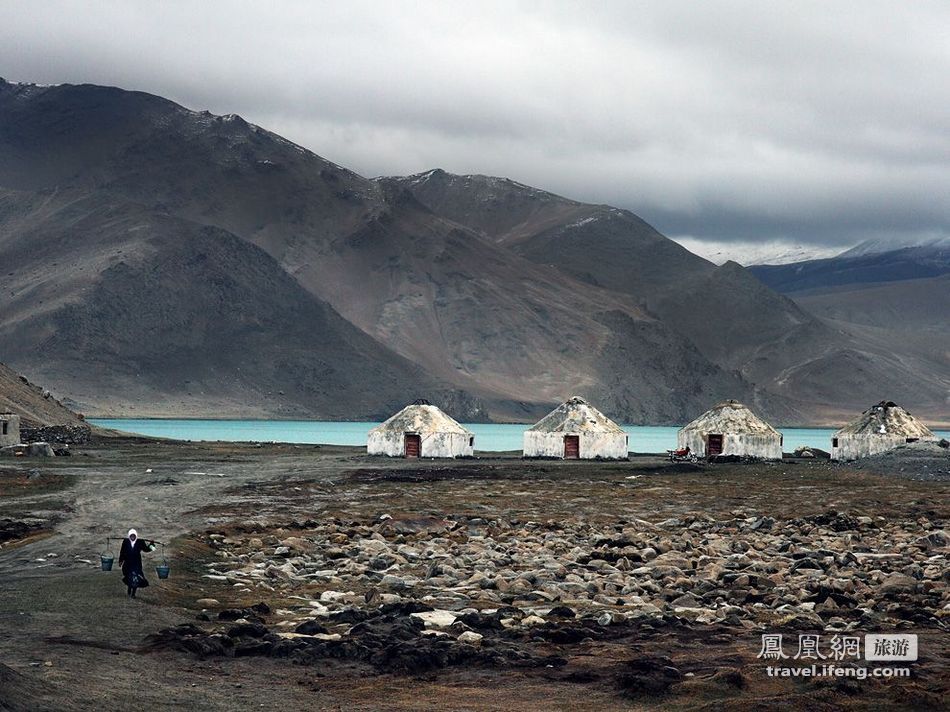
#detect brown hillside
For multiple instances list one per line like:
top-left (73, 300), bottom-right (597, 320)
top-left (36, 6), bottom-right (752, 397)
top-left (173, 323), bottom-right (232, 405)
top-left (0, 361), bottom-right (84, 427)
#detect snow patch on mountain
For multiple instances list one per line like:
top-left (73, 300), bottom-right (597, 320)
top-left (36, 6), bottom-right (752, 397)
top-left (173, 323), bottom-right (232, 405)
top-left (672, 237), bottom-right (847, 266)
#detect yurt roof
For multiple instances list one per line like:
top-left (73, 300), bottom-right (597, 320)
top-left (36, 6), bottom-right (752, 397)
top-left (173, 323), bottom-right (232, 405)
top-left (680, 400), bottom-right (779, 435)
top-left (835, 401), bottom-right (935, 438)
top-left (369, 402), bottom-right (472, 436)
top-left (527, 396), bottom-right (625, 434)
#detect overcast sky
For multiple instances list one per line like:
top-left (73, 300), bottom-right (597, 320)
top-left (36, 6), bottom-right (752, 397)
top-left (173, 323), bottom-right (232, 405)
top-left (2, 1), bottom-right (948, 253)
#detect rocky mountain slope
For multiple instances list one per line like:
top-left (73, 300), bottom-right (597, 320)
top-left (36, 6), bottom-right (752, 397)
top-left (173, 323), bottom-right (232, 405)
top-left (0, 187), bottom-right (481, 421)
top-left (746, 242), bottom-right (949, 424)
top-left (0, 361), bottom-right (85, 427)
top-left (392, 170), bottom-right (949, 423)
top-left (1, 79), bottom-right (946, 424)
top-left (793, 275), bottom-right (950, 421)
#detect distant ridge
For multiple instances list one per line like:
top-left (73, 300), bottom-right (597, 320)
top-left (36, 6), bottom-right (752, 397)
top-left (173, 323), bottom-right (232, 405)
top-left (749, 241), bottom-right (950, 294)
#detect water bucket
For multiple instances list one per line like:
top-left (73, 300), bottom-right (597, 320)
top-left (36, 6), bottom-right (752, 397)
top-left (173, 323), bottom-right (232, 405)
top-left (156, 563), bottom-right (170, 579)
top-left (100, 555), bottom-right (114, 571)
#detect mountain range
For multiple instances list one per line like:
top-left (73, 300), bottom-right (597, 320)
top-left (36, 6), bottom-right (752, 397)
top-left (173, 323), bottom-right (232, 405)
top-left (0, 79), bottom-right (946, 425)
top-left (749, 239), bottom-right (950, 294)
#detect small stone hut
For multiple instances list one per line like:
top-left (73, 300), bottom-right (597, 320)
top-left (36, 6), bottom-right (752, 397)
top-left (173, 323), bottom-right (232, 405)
top-left (678, 400), bottom-right (782, 460)
top-left (523, 396), bottom-right (628, 460)
top-left (367, 400), bottom-right (474, 458)
top-left (831, 401), bottom-right (936, 461)
top-left (0, 412), bottom-right (20, 447)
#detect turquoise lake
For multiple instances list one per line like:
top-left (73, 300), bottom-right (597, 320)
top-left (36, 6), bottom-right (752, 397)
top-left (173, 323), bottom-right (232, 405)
top-left (89, 419), bottom-right (950, 453)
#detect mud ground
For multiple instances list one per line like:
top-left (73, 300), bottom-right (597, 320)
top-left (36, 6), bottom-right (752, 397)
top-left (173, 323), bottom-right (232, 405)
top-left (0, 437), bottom-right (947, 711)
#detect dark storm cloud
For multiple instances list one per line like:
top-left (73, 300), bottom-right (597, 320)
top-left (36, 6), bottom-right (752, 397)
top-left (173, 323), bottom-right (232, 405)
top-left (1, 0), bottom-right (948, 249)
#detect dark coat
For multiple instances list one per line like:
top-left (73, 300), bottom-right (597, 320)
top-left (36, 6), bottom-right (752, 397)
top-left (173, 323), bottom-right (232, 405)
top-left (118, 537), bottom-right (151, 588)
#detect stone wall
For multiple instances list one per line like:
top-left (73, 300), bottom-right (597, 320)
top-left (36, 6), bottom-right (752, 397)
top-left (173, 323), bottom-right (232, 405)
top-left (19, 424), bottom-right (91, 445)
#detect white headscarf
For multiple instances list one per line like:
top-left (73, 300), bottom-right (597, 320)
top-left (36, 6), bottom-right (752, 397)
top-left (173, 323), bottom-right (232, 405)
top-left (128, 529), bottom-right (138, 540)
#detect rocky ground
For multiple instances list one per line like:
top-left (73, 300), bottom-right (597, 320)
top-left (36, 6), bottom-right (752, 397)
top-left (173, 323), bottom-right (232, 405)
top-left (0, 438), bottom-right (947, 710)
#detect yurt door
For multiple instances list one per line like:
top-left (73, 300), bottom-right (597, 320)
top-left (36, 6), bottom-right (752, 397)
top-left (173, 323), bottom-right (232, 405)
top-left (707, 434), bottom-right (723, 456)
top-left (564, 435), bottom-right (580, 459)
top-left (404, 434), bottom-right (421, 458)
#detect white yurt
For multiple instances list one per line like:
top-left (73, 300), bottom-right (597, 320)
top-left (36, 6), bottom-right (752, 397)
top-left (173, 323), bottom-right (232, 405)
top-left (831, 401), bottom-right (936, 460)
top-left (367, 400), bottom-right (474, 458)
top-left (523, 396), bottom-right (628, 460)
top-left (678, 400), bottom-right (782, 460)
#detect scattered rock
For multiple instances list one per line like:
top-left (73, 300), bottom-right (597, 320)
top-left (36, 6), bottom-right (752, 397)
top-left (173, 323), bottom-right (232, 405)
top-left (294, 620), bottom-right (328, 635)
top-left (794, 447), bottom-right (830, 459)
top-left (878, 573), bottom-right (918, 596)
top-left (27, 442), bottom-right (55, 457)
top-left (411, 610), bottom-right (457, 628)
top-left (914, 531), bottom-right (948, 550)
top-left (617, 657), bottom-right (682, 698)
top-left (186, 507), bottom-right (947, 648)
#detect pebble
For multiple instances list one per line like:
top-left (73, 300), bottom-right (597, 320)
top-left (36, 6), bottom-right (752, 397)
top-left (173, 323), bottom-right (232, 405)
top-left (457, 631), bottom-right (483, 645)
top-left (411, 610), bottom-right (457, 628)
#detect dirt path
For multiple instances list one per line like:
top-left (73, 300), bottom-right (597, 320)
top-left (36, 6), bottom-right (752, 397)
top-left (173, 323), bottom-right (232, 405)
top-left (0, 441), bottom-right (364, 710)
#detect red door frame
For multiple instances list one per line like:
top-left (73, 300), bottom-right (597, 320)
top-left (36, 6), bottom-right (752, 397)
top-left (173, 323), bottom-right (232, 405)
top-left (404, 433), bottom-right (421, 458)
top-left (564, 435), bottom-right (580, 459)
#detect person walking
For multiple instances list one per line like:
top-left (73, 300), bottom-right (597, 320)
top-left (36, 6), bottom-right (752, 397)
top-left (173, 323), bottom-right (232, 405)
top-left (118, 529), bottom-right (154, 598)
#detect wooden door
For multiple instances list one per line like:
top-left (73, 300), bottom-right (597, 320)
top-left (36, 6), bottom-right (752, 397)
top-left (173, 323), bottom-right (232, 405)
top-left (404, 433), bottom-right (421, 458)
top-left (707, 433), bottom-right (723, 456)
top-left (564, 435), bottom-right (580, 459)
